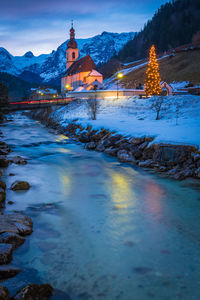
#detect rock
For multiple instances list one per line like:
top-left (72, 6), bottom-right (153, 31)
top-left (0, 182), bottom-right (6, 191)
top-left (192, 152), bottom-right (200, 162)
top-left (78, 132), bottom-right (90, 143)
top-left (96, 143), bottom-right (105, 152)
top-left (138, 141), bottom-right (149, 150)
top-left (117, 150), bottom-right (136, 163)
top-left (0, 265), bottom-right (20, 280)
top-left (0, 188), bottom-right (6, 207)
top-left (128, 137), bottom-right (145, 145)
top-left (0, 232), bottom-right (25, 249)
top-left (8, 201), bottom-right (14, 205)
top-left (167, 166), bottom-right (181, 176)
top-left (9, 173), bottom-right (15, 176)
top-left (153, 144), bottom-right (195, 166)
top-left (138, 160), bottom-right (158, 168)
top-left (0, 244), bottom-right (13, 264)
top-left (131, 148), bottom-right (143, 159)
top-left (13, 283), bottom-right (53, 300)
top-left (84, 142), bottom-right (96, 150)
top-left (11, 181), bottom-right (30, 191)
top-left (9, 156), bottom-right (27, 165)
top-left (104, 147), bottom-right (118, 156)
top-left (0, 157), bottom-right (9, 168)
top-left (195, 167), bottom-right (200, 178)
top-left (0, 284), bottom-right (10, 299)
top-left (0, 213), bottom-right (33, 236)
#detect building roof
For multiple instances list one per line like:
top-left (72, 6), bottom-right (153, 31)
top-left (88, 69), bottom-right (102, 77)
top-left (63, 55), bottom-right (97, 77)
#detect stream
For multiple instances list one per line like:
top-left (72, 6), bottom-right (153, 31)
top-left (1, 113), bottom-right (200, 300)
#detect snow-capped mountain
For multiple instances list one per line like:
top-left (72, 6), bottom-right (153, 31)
top-left (0, 31), bottom-right (135, 83)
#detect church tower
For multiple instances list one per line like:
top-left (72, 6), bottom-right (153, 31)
top-left (66, 22), bottom-right (79, 70)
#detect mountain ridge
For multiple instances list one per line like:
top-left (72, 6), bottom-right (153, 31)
top-left (0, 31), bottom-right (136, 84)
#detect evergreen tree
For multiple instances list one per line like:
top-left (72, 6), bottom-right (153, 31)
top-left (144, 45), bottom-right (162, 96)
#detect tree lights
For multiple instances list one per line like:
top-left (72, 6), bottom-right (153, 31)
top-left (144, 45), bottom-right (162, 96)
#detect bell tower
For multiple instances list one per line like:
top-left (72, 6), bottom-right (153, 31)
top-left (66, 21), bottom-right (79, 70)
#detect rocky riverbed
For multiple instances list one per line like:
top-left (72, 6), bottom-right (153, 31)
top-left (28, 108), bottom-right (200, 181)
top-left (0, 124), bottom-right (53, 299)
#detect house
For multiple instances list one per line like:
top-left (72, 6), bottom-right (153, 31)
top-left (161, 81), bottom-right (173, 95)
top-left (61, 24), bottom-right (103, 94)
top-left (29, 87), bottom-right (58, 100)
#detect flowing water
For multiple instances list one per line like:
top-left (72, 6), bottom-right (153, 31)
top-left (1, 113), bottom-right (200, 300)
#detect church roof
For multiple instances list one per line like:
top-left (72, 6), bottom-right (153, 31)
top-left (64, 55), bottom-right (97, 76)
top-left (88, 69), bottom-right (102, 77)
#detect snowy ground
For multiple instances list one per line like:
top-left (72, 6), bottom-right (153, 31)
top-left (51, 95), bottom-right (200, 148)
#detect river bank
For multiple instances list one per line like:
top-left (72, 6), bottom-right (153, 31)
top-left (1, 113), bottom-right (200, 299)
top-left (0, 117), bottom-right (53, 299)
top-left (27, 106), bottom-right (200, 181)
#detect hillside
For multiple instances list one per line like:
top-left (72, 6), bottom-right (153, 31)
top-left (116, 0), bottom-right (200, 63)
top-left (0, 72), bottom-right (58, 101)
top-left (105, 48), bottom-right (200, 89)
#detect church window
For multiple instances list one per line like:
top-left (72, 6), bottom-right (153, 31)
top-left (72, 52), bottom-right (75, 59)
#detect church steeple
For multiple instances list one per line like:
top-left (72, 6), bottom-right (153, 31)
top-left (67, 21), bottom-right (78, 49)
top-left (66, 22), bottom-right (79, 70)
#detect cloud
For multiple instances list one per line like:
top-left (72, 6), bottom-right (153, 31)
top-left (0, 0), bottom-right (169, 55)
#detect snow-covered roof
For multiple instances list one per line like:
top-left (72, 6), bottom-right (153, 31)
top-left (88, 69), bottom-right (102, 77)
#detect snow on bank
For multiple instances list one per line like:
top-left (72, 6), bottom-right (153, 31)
top-left (51, 95), bottom-right (200, 148)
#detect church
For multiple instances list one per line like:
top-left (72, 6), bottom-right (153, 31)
top-left (61, 24), bottom-right (103, 94)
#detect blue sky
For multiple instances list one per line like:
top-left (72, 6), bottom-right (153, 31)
top-left (0, 0), bottom-right (169, 56)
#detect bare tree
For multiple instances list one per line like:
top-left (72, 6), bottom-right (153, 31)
top-left (151, 96), bottom-right (167, 120)
top-left (87, 85), bottom-right (99, 120)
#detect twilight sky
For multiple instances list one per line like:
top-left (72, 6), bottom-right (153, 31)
top-left (0, 0), bottom-right (168, 56)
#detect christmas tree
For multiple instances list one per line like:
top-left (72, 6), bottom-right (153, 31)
top-left (145, 45), bottom-right (162, 96)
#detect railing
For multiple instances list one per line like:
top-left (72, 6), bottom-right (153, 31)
top-left (7, 97), bottom-right (75, 111)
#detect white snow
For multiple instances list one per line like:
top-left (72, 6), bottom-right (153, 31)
top-left (170, 81), bottom-right (189, 91)
top-left (51, 95), bottom-right (200, 148)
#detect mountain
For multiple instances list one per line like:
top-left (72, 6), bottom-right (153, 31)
top-left (116, 0), bottom-right (200, 62)
top-left (0, 31), bottom-right (135, 84)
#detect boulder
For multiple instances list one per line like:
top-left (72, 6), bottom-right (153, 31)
top-left (11, 181), bottom-right (30, 191)
top-left (138, 160), bottom-right (158, 168)
top-left (104, 147), bottom-right (118, 156)
top-left (9, 156), bottom-right (27, 165)
top-left (84, 142), bottom-right (96, 150)
top-left (96, 143), bottom-right (105, 152)
top-left (13, 284), bottom-right (53, 300)
top-left (0, 181), bottom-right (6, 190)
top-left (195, 167), bottom-right (200, 178)
top-left (192, 152), bottom-right (200, 163)
top-left (0, 232), bottom-right (25, 249)
top-left (78, 133), bottom-right (90, 143)
top-left (0, 243), bottom-right (13, 264)
top-left (138, 141), bottom-right (149, 151)
top-left (0, 265), bottom-right (20, 280)
top-left (117, 150), bottom-right (136, 163)
top-left (0, 284), bottom-right (10, 300)
top-left (0, 157), bottom-right (9, 168)
top-left (131, 148), bottom-right (143, 159)
top-left (153, 144), bottom-right (195, 166)
top-left (128, 137), bottom-right (145, 145)
top-left (0, 213), bottom-right (33, 236)
top-left (0, 187), bottom-right (6, 208)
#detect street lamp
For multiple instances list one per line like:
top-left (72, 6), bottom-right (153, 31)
top-left (116, 72), bottom-right (124, 99)
top-left (65, 84), bottom-right (70, 92)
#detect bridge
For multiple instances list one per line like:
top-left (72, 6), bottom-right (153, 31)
top-left (6, 97), bottom-right (75, 111)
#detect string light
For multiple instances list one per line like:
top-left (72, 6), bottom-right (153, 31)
top-left (144, 45), bottom-right (162, 96)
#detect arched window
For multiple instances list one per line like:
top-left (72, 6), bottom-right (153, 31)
top-left (72, 52), bottom-right (75, 59)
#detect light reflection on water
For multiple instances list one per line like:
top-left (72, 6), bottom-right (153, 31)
top-left (1, 113), bottom-right (200, 300)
